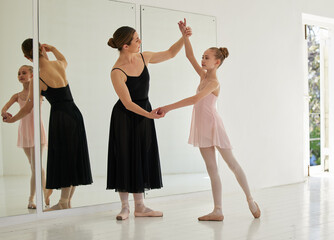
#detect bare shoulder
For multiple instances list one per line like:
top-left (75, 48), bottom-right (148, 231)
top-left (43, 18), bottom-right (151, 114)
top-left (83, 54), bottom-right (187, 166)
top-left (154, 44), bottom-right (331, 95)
top-left (206, 78), bottom-right (219, 89)
top-left (11, 93), bottom-right (19, 101)
top-left (110, 68), bottom-right (126, 82)
top-left (141, 51), bottom-right (153, 64)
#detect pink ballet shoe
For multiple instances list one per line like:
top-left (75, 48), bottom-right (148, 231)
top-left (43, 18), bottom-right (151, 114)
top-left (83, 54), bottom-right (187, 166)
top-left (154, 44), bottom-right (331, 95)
top-left (198, 213), bottom-right (224, 221)
top-left (116, 208), bottom-right (130, 220)
top-left (134, 210), bottom-right (163, 217)
top-left (251, 201), bottom-right (261, 218)
top-left (27, 201), bottom-right (36, 209)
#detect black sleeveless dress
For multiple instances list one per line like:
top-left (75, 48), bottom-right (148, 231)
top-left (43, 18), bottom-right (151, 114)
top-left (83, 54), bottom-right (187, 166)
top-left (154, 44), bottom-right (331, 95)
top-left (107, 54), bottom-right (163, 193)
top-left (40, 79), bottom-right (93, 189)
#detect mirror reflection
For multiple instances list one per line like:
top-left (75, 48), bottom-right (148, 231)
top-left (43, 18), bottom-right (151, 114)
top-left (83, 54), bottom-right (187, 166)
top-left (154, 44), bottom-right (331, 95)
top-left (0, 0), bottom-right (38, 217)
top-left (39, 0), bottom-right (136, 209)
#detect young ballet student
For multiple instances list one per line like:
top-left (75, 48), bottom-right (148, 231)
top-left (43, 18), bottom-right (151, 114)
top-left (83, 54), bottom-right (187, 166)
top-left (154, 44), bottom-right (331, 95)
top-left (107, 25), bottom-right (190, 220)
top-left (154, 19), bottom-right (261, 221)
top-left (3, 40), bottom-right (93, 211)
top-left (1, 65), bottom-right (51, 209)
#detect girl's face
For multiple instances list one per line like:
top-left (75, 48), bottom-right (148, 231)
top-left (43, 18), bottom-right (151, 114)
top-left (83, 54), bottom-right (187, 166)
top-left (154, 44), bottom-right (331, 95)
top-left (125, 32), bottom-right (141, 53)
top-left (18, 67), bottom-right (32, 83)
top-left (201, 49), bottom-right (219, 70)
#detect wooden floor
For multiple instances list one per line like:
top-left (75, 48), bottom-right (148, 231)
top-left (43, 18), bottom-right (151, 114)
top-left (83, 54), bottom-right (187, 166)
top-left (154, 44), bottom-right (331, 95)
top-left (1, 173), bottom-right (334, 240)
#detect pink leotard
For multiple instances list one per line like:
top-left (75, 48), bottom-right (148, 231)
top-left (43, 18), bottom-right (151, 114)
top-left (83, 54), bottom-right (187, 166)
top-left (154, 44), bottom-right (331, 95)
top-left (17, 96), bottom-right (47, 148)
top-left (188, 92), bottom-right (232, 149)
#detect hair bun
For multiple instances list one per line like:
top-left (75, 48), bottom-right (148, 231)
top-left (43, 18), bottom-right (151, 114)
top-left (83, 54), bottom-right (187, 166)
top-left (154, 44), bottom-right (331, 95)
top-left (219, 47), bottom-right (229, 59)
top-left (107, 38), bottom-right (117, 48)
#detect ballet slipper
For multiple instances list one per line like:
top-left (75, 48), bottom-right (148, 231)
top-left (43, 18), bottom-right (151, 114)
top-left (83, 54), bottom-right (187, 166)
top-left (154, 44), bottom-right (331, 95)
top-left (198, 213), bottom-right (224, 221)
top-left (250, 201), bottom-right (261, 218)
top-left (44, 203), bottom-right (64, 212)
top-left (27, 201), bottom-right (36, 209)
top-left (44, 200), bottom-right (68, 212)
top-left (134, 210), bottom-right (163, 217)
top-left (116, 208), bottom-right (130, 220)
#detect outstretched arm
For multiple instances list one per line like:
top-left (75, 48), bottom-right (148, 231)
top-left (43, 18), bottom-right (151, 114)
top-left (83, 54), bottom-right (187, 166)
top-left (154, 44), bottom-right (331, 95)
top-left (155, 81), bottom-right (219, 115)
top-left (3, 82), bottom-right (34, 123)
top-left (143, 36), bottom-right (184, 64)
top-left (41, 44), bottom-right (68, 68)
top-left (111, 70), bottom-right (162, 119)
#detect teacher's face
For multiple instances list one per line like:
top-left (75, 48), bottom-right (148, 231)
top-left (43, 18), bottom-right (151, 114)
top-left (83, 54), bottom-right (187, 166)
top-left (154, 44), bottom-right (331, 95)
top-left (127, 31), bottom-right (141, 53)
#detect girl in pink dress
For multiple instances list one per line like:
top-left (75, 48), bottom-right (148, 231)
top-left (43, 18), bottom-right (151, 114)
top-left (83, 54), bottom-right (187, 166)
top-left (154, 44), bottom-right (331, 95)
top-left (1, 65), bottom-right (52, 209)
top-left (155, 19), bottom-right (261, 221)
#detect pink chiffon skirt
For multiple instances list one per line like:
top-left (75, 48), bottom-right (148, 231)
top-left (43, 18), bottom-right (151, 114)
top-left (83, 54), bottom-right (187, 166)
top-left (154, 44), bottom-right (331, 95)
top-left (188, 93), bottom-right (231, 149)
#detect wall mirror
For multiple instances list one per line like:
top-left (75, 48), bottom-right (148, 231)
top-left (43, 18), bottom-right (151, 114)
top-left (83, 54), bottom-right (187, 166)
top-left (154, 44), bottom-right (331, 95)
top-left (0, 0), bottom-right (37, 217)
top-left (38, 0), bottom-right (136, 210)
top-left (140, 6), bottom-right (216, 198)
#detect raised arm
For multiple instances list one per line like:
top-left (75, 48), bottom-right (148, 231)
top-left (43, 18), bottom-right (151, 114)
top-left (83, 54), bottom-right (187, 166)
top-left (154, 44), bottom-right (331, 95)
top-left (3, 82), bottom-right (34, 123)
top-left (179, 19), bottom-right (205, 77)
top-left (42, 44), bottom-right (68, 68)
top-left (1, 93), bottom-right (18, 119)
top-left (111, 70), bottom-right (162, 119)
top-left (156, 80), bottom-right (219, 114)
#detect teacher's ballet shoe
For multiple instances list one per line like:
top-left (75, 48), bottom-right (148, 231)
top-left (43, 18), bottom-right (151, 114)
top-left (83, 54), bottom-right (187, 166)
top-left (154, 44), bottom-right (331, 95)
top-left (134, 210), bottom-right (163, 217)
top-left (116, 208), bottom-right (130, 220)
top-left (198, 213), bottom-right (224, 221)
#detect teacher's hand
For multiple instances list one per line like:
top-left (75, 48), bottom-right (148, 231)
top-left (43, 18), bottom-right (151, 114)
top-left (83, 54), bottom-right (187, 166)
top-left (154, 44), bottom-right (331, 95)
top-left (148, 110), bottom-right (165, 119)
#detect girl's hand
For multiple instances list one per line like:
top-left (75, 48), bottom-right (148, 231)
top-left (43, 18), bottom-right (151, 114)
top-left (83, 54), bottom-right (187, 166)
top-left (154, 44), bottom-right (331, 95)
top-left (153, 106), bottom-right (170, 116)
top-left (184, 26), bottom-right (192, 37)
top-left (3, 113), bottom-right (13, 123)
top-left (1, 111), bottom-right (12, 119)
top-left (178, 18), bottom-right (187, 35)
top-left (148, 110), bottom-right (165, 119)
top-left (178, 18), bottom-right (192, 38)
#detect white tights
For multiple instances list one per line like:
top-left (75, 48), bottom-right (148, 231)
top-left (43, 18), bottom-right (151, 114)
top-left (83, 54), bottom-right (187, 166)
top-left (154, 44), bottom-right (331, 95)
top-left (23, 147), bottom-right (46, 203)
top-left (199, 147), bottom-right (257, 213)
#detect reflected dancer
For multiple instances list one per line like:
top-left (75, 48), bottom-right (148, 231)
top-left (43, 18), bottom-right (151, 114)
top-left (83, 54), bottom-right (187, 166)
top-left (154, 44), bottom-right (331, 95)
top-left (4, 39), bottom-right (93, 211)
top-left (1, 65), bottom-right (51, 209)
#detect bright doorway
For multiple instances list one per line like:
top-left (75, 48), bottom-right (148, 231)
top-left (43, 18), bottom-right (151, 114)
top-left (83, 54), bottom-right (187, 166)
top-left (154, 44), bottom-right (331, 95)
top-left (303, 14), bottom-right (334, 176)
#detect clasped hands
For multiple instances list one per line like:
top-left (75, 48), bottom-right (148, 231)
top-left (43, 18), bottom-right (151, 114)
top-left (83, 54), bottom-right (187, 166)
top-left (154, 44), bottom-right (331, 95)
top-left (1, 111), bottom-right (13, 123)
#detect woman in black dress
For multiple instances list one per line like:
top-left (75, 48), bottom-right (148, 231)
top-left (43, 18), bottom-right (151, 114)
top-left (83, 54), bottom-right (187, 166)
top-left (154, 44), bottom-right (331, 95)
top-left (107, 26), bottom-right (188, 220)
top-left (4, 39), bottom-right (93, 211)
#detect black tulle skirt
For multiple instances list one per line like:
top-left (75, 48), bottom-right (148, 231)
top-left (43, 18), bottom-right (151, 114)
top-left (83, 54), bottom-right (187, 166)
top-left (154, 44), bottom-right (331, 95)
top-left (107, 99), bottom-right (163, 193)
top-left (46, 102), bottom-right (93, 189)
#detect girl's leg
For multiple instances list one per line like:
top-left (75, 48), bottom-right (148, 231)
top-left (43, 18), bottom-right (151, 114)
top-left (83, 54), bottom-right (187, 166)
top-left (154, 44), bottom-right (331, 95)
top-left (116, 192), bottom-right (130, 220)
top-left (133, 193), bottom-right (163, 217)
top-left (45, 187), bottom-right (71, 211)
top-left (216, 147), bottom-right (260, 218)
top-left (23, 147), bottom-right (36, 209)
top-left (40, 147), bottom-right (52, 207)
top-left (198, 147), bottom-right (224, 221)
